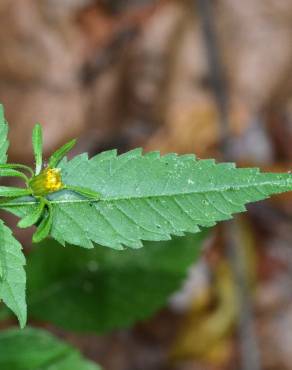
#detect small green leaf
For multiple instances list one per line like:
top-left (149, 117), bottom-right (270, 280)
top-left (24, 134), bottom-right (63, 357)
top-left (0, 168), bottom-right (28, 183)
top-left (18, 198), bottom-right (45, 228)
top-left (48, 138), bottom-right (76, 168)
top-left (0, 220), bottom-right (26, 328)
top-left (26, 233), bottom-right (206, 333)
top-left (32, 124), bottom-right (43, 175)
top-left (0, 327), bottom-right (102, 370)
top-left (32, 203), bottom-right (53, 243)
top-left (0, 104), bottom-right (9, 164)
top-left (0, 186), bottom-right (31, 198)
top-left (0, 163), bottom-right (34, 177)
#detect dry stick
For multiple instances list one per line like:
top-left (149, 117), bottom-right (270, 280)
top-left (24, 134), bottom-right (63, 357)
top-left (196, 0), bottom-right (261, 369)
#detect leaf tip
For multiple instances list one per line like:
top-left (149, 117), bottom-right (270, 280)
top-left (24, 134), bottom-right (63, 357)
top-left (19, 314), bottom-right (27, 329)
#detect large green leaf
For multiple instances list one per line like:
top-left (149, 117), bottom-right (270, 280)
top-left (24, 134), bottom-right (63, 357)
top-left (2, 150), bottom-right (292, 250)
top-left (26, 232), bottom-right (206, 333)
top-left (0, 105), bottom-right (9, 164)
top-left (0, 327), bottom-right (102, 370)
top-left (0, 220), bottom-right (26, 328)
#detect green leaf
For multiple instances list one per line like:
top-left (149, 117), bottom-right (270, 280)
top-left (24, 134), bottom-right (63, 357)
top-left (0, 164), bottom-right (34, 177)
top-left (0, 220), bottom-right (26, 328)
top-left (32, 205), bottom-right (53, 243)
top-left (0, 186), bottom-right (31, 198)
top-left (26, 232), bottom-right (206, 333)
top-left (0, 105), bottom-right (9, 164)
top-left (1, 150), bottom-right (292, 249)
top-left (17, 198), bottom-right (45, 228)
top-left (32, 124), bottom-right (43, 175)
top-left (0, 168), bottom-right (28, 183)
top-left (0, 327), bottom-right (102, 370)
top-left (48, 138), bottom-right (76, 168)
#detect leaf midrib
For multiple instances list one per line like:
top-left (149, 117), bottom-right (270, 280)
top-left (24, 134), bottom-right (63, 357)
top-left (0, 179), bottom-right (289, 208)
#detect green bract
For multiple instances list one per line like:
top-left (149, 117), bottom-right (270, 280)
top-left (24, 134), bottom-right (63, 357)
top-left (32, 124), bottom-right (43, 175)
top-left (48, 138), bottom-right (76, 168)
top-left (0, 103), bottom-right (292, 327)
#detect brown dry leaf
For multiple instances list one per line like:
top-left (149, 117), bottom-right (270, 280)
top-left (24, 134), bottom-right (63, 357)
top-left (0, 0), bottom-right (87, 162)
top-left (1, 85), bottom-right (86, 161)
top-left (255, 245), bottom-right (292, 370)
top-left (78, 1), bottom-right (159, 50)
top-left (257, 304), bottom-right (292, 370)
top-left (143, 0), bottom-right (292, 158)
top-left (218, 0), bottom-right (292, 112)
top-left (266, 98), bottom-right (292, 161)
top-left (85, 0), bottom-right (188, 149)
top-left (141, 1), bottom-right (251, 157)
top-left (146, 100), bottom-right (219, 156)
top-left (171, 217), bottom-right (258, 366)
top-left (0, 0), bottom-right (85, 85)
top-left (170, 260), bottom-right (236, 365)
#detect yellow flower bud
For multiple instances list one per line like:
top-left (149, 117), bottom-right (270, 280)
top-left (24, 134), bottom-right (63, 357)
top-left (29, 168), bottom-right (64, 196)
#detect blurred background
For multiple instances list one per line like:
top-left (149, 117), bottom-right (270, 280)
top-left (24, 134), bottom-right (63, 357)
top-left (1, 0), bottom-right (292, 369)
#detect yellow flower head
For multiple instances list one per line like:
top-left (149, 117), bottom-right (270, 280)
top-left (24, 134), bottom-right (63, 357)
top-left (29, 168), bottom-right (64, 196)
